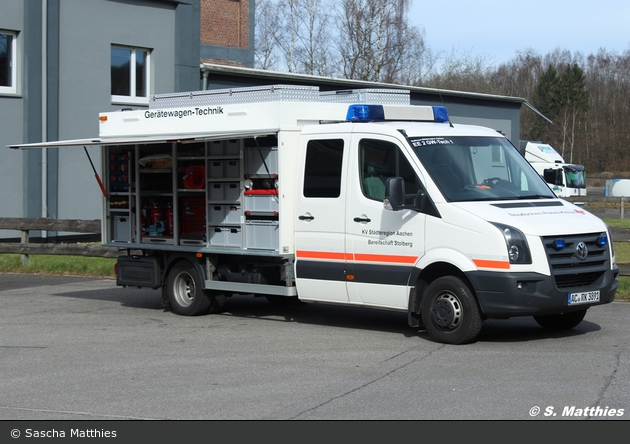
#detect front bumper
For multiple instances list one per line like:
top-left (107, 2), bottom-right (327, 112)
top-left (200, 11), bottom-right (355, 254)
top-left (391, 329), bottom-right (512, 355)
top-left (465, 265), bottom-right (619, 318)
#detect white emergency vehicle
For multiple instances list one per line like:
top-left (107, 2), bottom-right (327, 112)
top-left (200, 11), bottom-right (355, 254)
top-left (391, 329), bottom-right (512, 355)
top-left (519, 140), bottom-right (587, 198)
top-left (10, 85), bottom-right (618, 344)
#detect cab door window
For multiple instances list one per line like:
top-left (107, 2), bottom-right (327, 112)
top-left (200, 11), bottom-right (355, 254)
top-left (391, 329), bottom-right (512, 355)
top-left (359, 139), bottom-right (422, 205)
top-left (303, 139), bottom-right (344, 198)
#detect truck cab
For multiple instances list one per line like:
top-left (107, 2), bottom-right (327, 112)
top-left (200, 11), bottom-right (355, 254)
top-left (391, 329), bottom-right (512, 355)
top-left (295, 105), bottom-right (617, 343)
top-left (519, 141), bottom-right (587, 198)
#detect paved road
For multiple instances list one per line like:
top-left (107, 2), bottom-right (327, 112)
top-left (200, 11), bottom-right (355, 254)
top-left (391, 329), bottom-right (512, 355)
top-left (0, 274), bottom-right (628, 420)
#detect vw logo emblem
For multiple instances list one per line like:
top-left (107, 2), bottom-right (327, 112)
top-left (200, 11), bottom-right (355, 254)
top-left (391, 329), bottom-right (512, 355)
top-left (575, 241), bottom-right (588, 261)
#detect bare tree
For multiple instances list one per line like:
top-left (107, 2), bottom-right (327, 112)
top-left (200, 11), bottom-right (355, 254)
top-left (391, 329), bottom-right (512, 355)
top-left (335, 0), bottom-right (425, 83)
top-left (274, 0), bottom-right (301, 73)
top-left (261, 0), bottom-right (336, 76)
top-left (425, 48), bottom-right (494, 92)
top-left (254, 0), bottom-right (281, 70)
top-left (255, 0), bottom-right (429, 83)
top-left (293, 0), bottom-right (335, 76)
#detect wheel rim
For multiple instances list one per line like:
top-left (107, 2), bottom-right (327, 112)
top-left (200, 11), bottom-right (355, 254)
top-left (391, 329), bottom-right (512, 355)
top-left (431, 291), bottom-right (462, 331)
top-left (172, 271), bottom-right (196, 307)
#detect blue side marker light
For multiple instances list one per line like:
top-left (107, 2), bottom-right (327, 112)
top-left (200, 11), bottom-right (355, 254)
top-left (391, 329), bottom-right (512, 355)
top-left (433, 106), bottom-right (449, 123)
top-left (554, 238), bottom-right (566, 250)
top-left (346, 104), bottom-right (385, 122)
top-left (597, 234), bottom-right (608, 247)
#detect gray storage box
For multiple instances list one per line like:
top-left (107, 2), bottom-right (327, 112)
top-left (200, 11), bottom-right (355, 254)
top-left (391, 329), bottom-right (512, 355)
top-left (210, 226), bottom-right (242, 248)
top-left (179, 232), bottom-right (206, 246)
top-left (208, 204), bottom-right (242, 225)
top-left (112, 215), bottom-right (131, 242)
top-left (245, 220), bottom-right (279, 250)
top-left (208, 140), bottom-right (241, 157)
top-left (209, 182), bottom-right (241, 202)
top-left (319, 88), bottom-right (410, 105)
top-left (209, 160), bottom-right (240, 179)
top-left (150, 85), bottom-right (320, 109)
top-left (244, 194), bottom-right (279, 213)
top-left (244, 146), bottom-right (278, 175)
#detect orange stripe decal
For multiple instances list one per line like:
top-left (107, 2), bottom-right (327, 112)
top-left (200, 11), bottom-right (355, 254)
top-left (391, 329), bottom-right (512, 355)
top-left (473, 259), bottom-right (511, 269)
top-left (296, 250), bottom-right (417, 264)
top-left (296, 250), bottom-right (347, 261)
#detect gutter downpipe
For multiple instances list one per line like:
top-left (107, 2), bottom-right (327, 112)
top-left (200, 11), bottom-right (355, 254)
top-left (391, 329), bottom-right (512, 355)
top-left (41, 0), bottom-right (48, 238)
top-left (202, 67), bottom-right (209, 90)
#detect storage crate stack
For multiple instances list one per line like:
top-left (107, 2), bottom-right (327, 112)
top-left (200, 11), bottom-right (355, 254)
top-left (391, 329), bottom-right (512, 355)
top-left (243, 145), bottom-right (279, 251)
top-left (208, 140), bottom-right (243, 247)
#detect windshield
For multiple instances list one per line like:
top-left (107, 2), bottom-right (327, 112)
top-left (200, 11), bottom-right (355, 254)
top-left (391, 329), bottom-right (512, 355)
top-left (409, 136), bottom-right (555, 202)
top-left (565, 167), bottom-right (586, 188)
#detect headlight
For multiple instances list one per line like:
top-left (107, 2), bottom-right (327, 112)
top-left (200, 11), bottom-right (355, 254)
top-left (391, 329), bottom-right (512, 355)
top-left (491, 223), bottom-right (532, 265)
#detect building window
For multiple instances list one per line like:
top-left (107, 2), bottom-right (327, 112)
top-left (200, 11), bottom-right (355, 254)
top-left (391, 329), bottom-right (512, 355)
top-left (111, 45), bottom-right (150, 104)
top-left (491, 145), bottom-right (505, 166)
top-left (0, 31), bottom-right (17, 94)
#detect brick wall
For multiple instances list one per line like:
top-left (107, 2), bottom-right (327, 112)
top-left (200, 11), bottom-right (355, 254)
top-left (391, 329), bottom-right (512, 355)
top-left (201, 0), bottom-right (249, 49)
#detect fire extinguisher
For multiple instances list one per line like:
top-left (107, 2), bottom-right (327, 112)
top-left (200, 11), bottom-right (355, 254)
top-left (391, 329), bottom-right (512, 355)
top-left (165, 203), bottom-right (174, 235)
top-left (150, 203), bottom-right (163, 226)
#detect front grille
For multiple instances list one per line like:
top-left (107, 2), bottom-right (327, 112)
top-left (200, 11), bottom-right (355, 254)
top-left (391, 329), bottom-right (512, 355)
top-left (542, 233), bottom-right (610, 290)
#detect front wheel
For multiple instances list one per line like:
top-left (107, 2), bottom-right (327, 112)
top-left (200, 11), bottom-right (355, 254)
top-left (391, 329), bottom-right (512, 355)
top-left (166, 261), bottom-right (211, 316)
top-left (420, 276), bottom-right (483, 345)
top-left (533, 309), bottom-right (587, 330)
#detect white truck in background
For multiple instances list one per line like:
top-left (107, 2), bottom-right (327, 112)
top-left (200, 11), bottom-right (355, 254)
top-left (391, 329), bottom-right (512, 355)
top-left (519, 140), bottom-right (587, 198)
top-left (9, 85), bottom-right (617, 345)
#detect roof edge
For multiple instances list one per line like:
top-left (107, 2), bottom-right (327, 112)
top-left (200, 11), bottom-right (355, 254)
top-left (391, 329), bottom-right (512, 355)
top-left (200, 63), bottom-right (527, 105)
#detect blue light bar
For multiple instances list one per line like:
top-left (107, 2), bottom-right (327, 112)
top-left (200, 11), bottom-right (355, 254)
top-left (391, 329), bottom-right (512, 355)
top-left (345, 104), bottom-right (451, 123)
top-left (346, 104), bottom-right (385, 122)
top-left (433, 106), bottom-right (449, 123)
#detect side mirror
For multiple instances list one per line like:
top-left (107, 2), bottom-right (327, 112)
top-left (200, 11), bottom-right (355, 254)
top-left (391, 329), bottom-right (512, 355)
top-left (384, 177), bottom-right (405, 211)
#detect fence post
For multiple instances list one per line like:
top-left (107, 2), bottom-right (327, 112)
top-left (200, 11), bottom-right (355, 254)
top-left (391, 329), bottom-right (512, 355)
top-left (622, 197), bottom-right (626, 219)
top-left (20, 229), bottom-right (29, 266)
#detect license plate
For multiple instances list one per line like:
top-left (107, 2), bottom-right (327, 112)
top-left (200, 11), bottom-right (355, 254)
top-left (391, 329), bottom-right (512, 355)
top-left (568, 291), bottom-right (600, 305)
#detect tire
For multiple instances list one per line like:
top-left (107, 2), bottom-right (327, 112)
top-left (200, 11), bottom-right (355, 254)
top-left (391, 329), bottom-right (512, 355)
top-left (533, 309), bottom-right (587, 330)
top-left (166, 261), bottom-right (211, 316)
top-left (420, 276), bottom-right (483, 345)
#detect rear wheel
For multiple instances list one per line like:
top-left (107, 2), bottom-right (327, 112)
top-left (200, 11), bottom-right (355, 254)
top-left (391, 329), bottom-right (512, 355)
top-left (166, 261), bottom-right (211, 316)
top-left (533, 309), bottom-right (587, 330)
top-left (421, 276), bottom-right (483, 345)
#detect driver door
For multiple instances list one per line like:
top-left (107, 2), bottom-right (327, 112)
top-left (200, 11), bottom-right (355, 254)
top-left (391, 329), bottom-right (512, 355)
top-left (345, 135), bottom-right (426, 309)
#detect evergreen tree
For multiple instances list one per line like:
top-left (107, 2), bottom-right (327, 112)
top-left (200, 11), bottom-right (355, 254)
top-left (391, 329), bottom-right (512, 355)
top-left (531, 65), bottom-right (560, 142)
top-left (558, 63), bottom-right (589, 163)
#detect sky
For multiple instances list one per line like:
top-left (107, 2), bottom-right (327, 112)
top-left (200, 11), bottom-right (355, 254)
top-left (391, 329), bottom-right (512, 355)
top-left (409, 0), bottom-right (630, 67)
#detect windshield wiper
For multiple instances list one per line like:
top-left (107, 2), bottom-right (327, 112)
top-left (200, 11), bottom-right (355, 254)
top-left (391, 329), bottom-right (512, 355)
top-left (517, 194), bottom-right (555, 200)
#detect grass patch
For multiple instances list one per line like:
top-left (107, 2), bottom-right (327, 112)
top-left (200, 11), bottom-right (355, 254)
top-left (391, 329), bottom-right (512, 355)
top-left (616, 277), bottom-right (630, 302)
top-left (602, 218), bottom-right (630, 228)
top-left (601, 218), bottom-right (630, 301)
top-left (0, 254), bottom-right (115, 278)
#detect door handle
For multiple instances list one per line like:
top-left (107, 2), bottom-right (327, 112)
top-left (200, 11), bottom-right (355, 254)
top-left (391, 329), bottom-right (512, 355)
top-left (353, 216), bottom-right (371, 223)
top-left (299, 214), bottom-right (315, 221)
